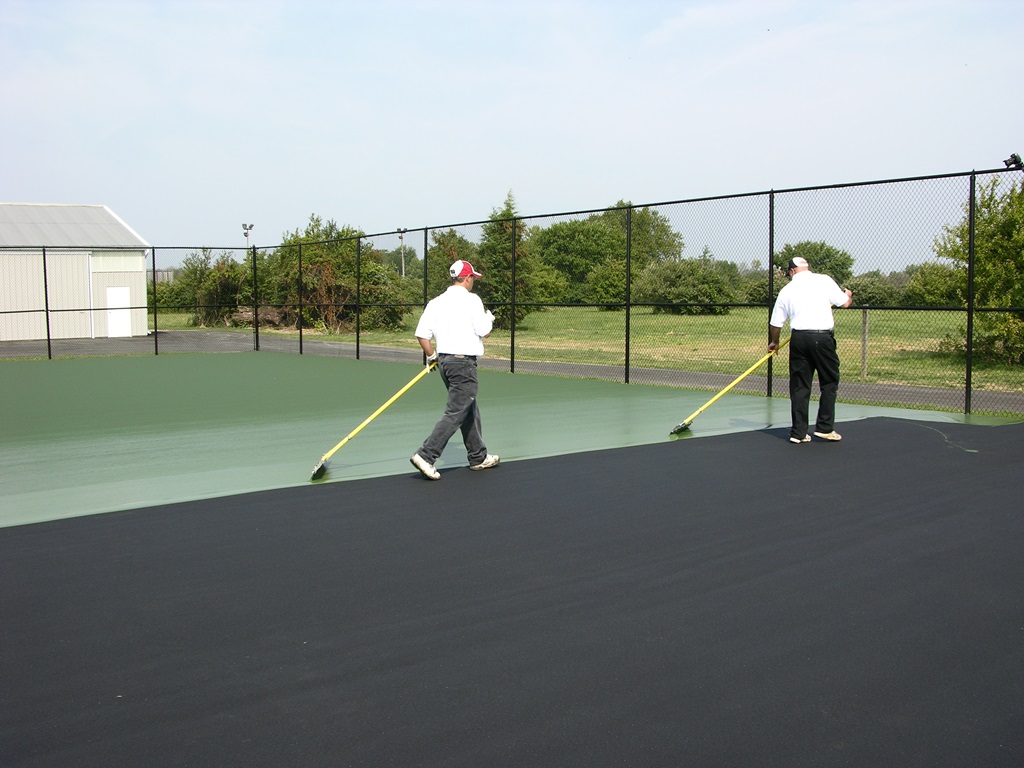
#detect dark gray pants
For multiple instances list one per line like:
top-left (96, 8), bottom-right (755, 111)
top-left (789, 330), bottom-right (840, 439)
top-left (417, 356), bottom-right (487, 465)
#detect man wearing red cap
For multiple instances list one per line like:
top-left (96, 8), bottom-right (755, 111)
top-left (410, 260), bottom-right (500, 480)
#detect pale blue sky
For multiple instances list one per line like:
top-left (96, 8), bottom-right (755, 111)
top-left (1, 0), bottom-right (1021, 250)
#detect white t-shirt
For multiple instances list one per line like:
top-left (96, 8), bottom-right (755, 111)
top-left (415, 285), bottom-right (493, 356)
top-left (770, 270), bottom-right (849, 331)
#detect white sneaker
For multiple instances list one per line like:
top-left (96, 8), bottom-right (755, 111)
top-left (813, 431), bottom-right (842, 442)
top-left (469, 454), bottom-right (500, 471)
top-left (789, 435), bottom-right (811, 444)
top-left (410, 453), bottom-right (440, 480)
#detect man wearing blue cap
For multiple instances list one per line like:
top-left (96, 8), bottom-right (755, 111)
top-left (410, 260), bottom-right (500, 480)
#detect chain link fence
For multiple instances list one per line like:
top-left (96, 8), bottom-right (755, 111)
top-left (3, 168), bottom-right (1023, 416)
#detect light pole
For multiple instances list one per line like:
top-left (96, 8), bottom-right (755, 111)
top-left (397, 227), bottom-right (408, 277)
top-left (242, 223), bottom-right (254, 257)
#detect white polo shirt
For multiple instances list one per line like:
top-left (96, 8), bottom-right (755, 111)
top-left (415, 285), bottom-right (493, 356)
top-left (770, 270), bottom-right (849, 331)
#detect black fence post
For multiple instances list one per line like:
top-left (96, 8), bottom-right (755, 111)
top-left (251, 245), bottom-right (260, 351)
top-left (151, 247), bottom-right (160, 355)
top-left (965, 173), bottom-right (976, 415)
top-left (624, 205), bottom-right (632, 384)
top-left (421, 229), bottom-right (429, 364)
top-left (422, 229), bottom-right (429, 306)
top-left (510, 218), bottom-right (517, 374)
top-left (298, 243), bottom-right (304, 355)
top-left (42, 247), bottom-right (52, 360)
top-left (766, 191), bottom-right (776, 396)
top-left (356, 237), bottom-right (362, 360)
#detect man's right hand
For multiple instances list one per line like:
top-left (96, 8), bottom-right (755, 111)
top-left (426, 352), bottom-right (438, 371)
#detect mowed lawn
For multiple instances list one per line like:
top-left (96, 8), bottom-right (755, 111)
top-left (154, 306), bottom-right (1024, 394)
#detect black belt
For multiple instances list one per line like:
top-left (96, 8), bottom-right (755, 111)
top-left (793, 329), bottom-right (833, 334)
top-left (439, 353), bottom-right (477, 360)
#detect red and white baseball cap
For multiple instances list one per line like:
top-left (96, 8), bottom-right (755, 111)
top-left (450, 260), bottom-right (482, 279)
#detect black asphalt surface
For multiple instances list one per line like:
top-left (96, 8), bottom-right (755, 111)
top-left (2, 418), bottom-right (1022, 767)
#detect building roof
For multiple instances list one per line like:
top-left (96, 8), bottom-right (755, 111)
top-left (0, 203), bottom-right (150, 248)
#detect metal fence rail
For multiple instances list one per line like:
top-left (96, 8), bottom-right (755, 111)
top-left (3, 167), bottom-right (1023, 416)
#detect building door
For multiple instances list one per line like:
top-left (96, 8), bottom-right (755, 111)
top-left (106, 286), bottom-right (132, 337)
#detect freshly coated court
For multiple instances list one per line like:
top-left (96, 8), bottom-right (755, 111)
top-left (2, 353), bottom-right (1022, 766)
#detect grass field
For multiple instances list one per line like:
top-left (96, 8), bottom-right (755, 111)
top-left (152, 306), bottom-right (1024, 394)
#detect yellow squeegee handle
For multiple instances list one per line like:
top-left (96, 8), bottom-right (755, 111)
top-left (677, 337), bottom-right (790, 428)
top-left (316, 362), bottom-right (436, 465)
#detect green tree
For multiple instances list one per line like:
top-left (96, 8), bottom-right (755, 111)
top-left (591, 202), bottom-right (683, 273)
top-left (935, 177), bottom-right (1024, 362)
top-left (235, 247), bottom-right (276, 323)
top-left (150, 267), bottom-right (194, 311)
top-left (356, 260), bottom-right (407, 331)
top-left (174, 249), bottom-right (247, 326)
top-left (475, 192), bottom-right (540, 328)
top-left (269, 214), bottom-right (405, 332)
top-left (425, 228), bottom-right (478, 297)
top-left (936, 177), bottom-right (1024, 307)
top-left (531, 217), bottom-right (623, 303)
top-left (587, 257), bottom-right (627, 309)
top-left (774, 241), bottom-right (854, 286)
top-left (269, 216), bottom-right (360, 331)
top-left (378, 245), bottom-right (423, 306)
top-left (527, 259), bottom-right (570, 304)
top-left (381, 241), bottom-right (424, 282)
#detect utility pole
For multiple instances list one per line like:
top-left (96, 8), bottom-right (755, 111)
top-left (397, 228), bottom-right (408, 277)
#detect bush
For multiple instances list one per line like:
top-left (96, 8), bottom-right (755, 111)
top-left (847, 272), bottom-right (901, 307)
top-left (632, 259), bottom-right (737, 315)
top-left (902, 262), bottom-right (964, 308)
top-left (741, 276), bottom-right (780, 306)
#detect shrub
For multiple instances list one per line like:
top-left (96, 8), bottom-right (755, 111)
top-left (633, 259), bottom-right (737, 315)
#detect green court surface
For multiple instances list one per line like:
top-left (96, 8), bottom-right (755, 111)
top-left (0, 352), bottom-right (1010, 528)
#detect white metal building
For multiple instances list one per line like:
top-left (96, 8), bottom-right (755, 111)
top-left (0, 203), bottom-right (150, 341)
